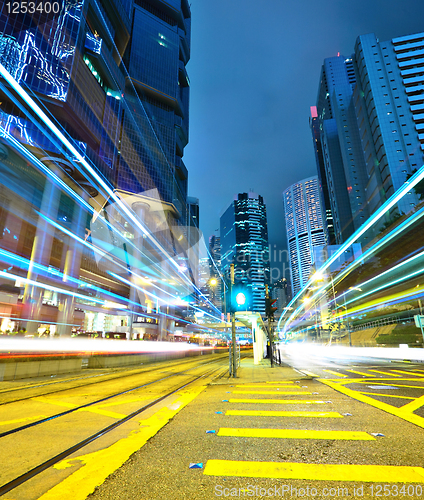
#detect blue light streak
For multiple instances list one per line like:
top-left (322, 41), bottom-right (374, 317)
top-left (279, 171), bottom-right (424, 334)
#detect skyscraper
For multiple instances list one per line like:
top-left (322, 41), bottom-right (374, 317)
top-left (0, 0), bottom-right (192, 338)
top-left (353, 32), bottom-right (422, 216)
top-left (311, 31), bottom-right (424, 244)
top-left (272, 278), bottom-right (290, 318)
top-left (312, 55), bottom-right (369, 243)
top-left (283, 176), bottom-right (328, 297)
top-left (208, 235), bottom-right (222, 310)
top-left (220, 193), bottom-right (269, 314)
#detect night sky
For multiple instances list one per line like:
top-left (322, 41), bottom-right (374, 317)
top-left (184, 0), bottom-right (424, 271)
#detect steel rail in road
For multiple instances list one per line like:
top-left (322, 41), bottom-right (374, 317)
top-left (0, 356), bottom-right (229, 497)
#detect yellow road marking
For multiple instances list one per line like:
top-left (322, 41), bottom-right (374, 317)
top-left (37, 386), bottom-right (207, 500)
top-left (79, 408), bottom-right (126, 419)
top-left (357, 382), bottom-right (424, 389)
top-left (228, 399), bottom-right (326, 404)
top-left (236, 384), bottom-right (294, 388)
top-left (400, 395), bottom-right (424, 413)
top-left (225, 410), bottom-right (343, 418)
top-left (322, 370), bottom-right (348, 377)
top-left (345, 369), bottom-right (371, 377)
top-left (358, 392), bottom-right (414, 399)
top-left (319, 379), bottom-right (424, 429)
top-left (94, 396), bottom-right (152, 409)
top-left (352, 378), bottom-right (424, 384)
top-left (203, 460), bottom-right (424, 482)
top-left (217, 428), bottom-right (374, 440)
top-left (0, 415), bottom-right (47, 426)
top-left (392, 370), bottom-right (424, 377)
top-left (232, 390), bottom-right (311, 395)
top-left (33, 397), bottom-right (126, 419)
top-left (368, 370), bottom-right (402, 377)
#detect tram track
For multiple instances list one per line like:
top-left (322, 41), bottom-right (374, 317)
top-left (0, 354), bottom-right (229, 497)
top-left (0, 354), bottom-right (229, 437)
top-left (0, 351), bottom-right (229, 405)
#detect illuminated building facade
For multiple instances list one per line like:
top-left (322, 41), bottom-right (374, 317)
top-left (187, 197), bottom-right (199, 227)
top-left (312, 56), bottom-right (368, 243)
top-left (220, 193), bottom-right (269, 314)
top-left (0, 0), bottom-right (192, 338)
top-left (353, 32), bottom-right (422, 217)
top-left (312, 31), bottom-right (424, 244)
top-left (283, 176), bottom-right (328, 297)
top-left (272, 278), bottom-right (290, 318)
top-left (208, 235), bottom-right (222, 310)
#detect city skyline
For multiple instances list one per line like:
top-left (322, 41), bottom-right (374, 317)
top-left (184, 0), bottom-right (424, 251)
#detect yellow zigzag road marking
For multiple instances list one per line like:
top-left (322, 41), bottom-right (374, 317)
top-left (217, 428), bottom-right (374, 440)
top-left (225, 410), bottom-right (343, 418)
top-left (322, 370), bottom-right (348, 378)
top-left (319, 379), bottom-right (424, 429)
top-left (357, 382), bottom-right (424, 389)
top-left (352, 378), bottom-right (424, 385)
top-left (368, 370), bottom-right (402, 377)
top-left (400, 395), bottom-right (424, 413)
top-left (203, 460), bottom-right (424, 482)
top-left (392, 370), bottom-right (424, 377)
top-left (345, 369), bottom-right (371, 377)
top-left (358, 392), bottom-right (414, 400)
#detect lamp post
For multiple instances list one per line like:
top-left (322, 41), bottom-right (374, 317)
top-left (209, 270), bottom-right (236, 376)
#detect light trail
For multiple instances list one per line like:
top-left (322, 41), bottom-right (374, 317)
top-left (278, 182), bottom-right (424, 335)
top-left (0, 61), bottom-right (205, 299)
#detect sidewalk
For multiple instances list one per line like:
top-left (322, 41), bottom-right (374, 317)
top-left (87, 355), bottom-right (424, 500)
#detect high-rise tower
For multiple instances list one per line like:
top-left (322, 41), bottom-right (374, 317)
top-left (313, 55), bottom-right (369, 243)
top-left (311, 31), bottom-right (424, 243)
top-left (353, 32), bottom-right (422, 216)
top-left (220, 193), bottom-right (269, 314)
top-left (283, 176), bottom-right (328, 297)
top-left (0, 0), bottom-right (192, 338)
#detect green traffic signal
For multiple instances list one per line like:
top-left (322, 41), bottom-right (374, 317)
top-left (231, 283), bottom-right (252, 312)
top-left (235, 292), bottom-right (246, 306)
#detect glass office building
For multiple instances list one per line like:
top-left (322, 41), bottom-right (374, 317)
top-left (312, 56), bottom-right (368, 243)
top-left (311, 31), bottom-right (424, 244)
top-left (353, 32), bottom-right (422, 217)
top-left (220, 193), bottom-right (269, 314)
top-left (283, 176), bottom-right (328, 297)
top-left (0, 0), bottom-right (193, 338)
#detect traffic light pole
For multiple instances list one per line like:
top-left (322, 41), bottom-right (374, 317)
top-left (265, 284), bottom-right (275, 368)
top-left (230, 263), bottom-right (237, 377)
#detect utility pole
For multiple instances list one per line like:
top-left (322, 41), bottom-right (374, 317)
top-left (265, 284), bottom-right (277, 367)
top-left (230, 263), bottom-right (237, 377)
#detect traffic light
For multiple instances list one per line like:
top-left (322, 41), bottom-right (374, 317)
top-left (230, 283), bottom-right (252, 312)
top-left (265, 297), bottom-right (278, 320)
